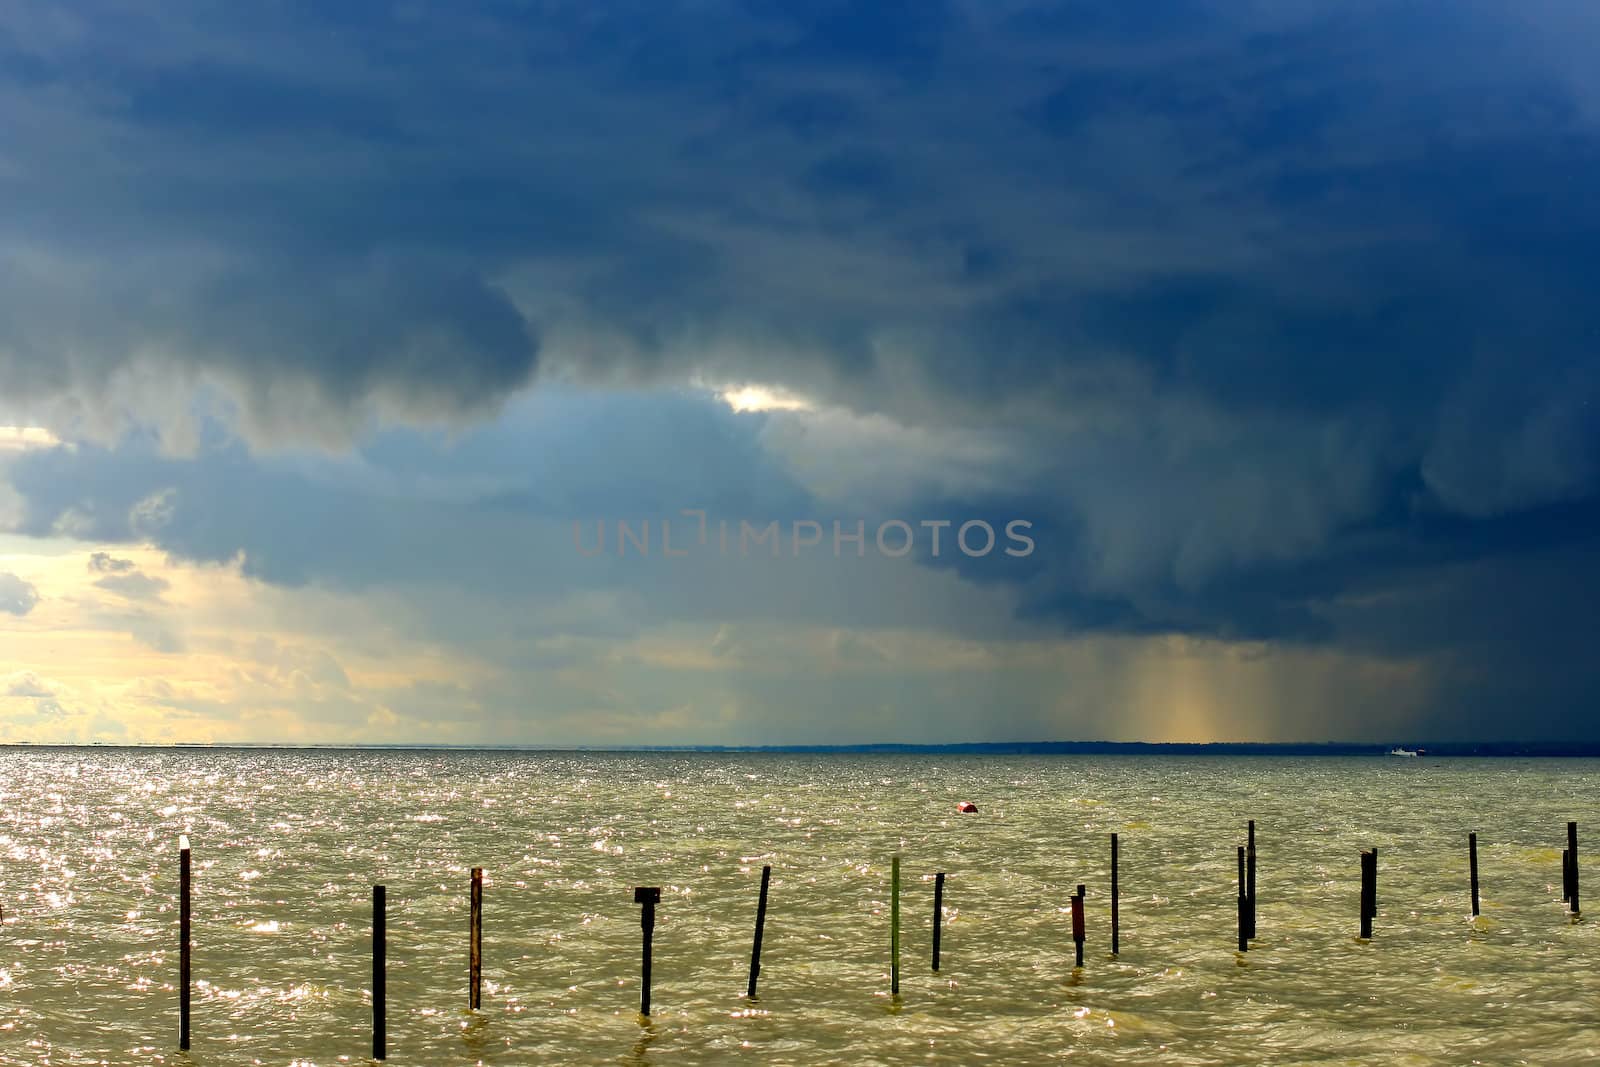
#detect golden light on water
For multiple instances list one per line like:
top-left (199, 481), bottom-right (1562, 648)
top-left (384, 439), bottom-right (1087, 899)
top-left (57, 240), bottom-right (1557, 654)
top-left (0, 747), bottom-right (1596, 1064)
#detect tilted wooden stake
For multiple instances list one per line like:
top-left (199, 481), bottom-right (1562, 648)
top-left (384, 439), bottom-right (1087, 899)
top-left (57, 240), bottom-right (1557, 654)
top-left (747, 865), bottom-right (771, 998)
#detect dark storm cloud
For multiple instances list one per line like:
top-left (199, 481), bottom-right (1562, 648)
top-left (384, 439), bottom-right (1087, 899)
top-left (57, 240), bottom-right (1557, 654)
top-left (5, 389), bottom-right (818, 593)
top-left (2, 0), bottom-right (1594, 469)
top-left (0, 390), bottom-right (1041, 667)
top-left (1, 0), bottom-right (1599, 737)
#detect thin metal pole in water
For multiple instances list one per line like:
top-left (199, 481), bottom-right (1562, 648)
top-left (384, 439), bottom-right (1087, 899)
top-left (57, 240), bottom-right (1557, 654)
top-left (179, 835), bottom-right (191, 1051)
top-left (1468, 833), bottom-right (1480, 917)
top-left (1569, 821), bottom-right (1580, 915)
top-left (634, 887), bottom-right (660, 1016)
top-left (1071, 884), bottom-right (1085, 967)
top-left (890, 856), bottom-right (901, 995)
top-left (1237, 845), bottom-right (1248, 952)
top-left (469, 867), bottom-right (483, 1010)
top-left (373, 885), bottom-right (386, 1061)
top-left (1246, 820), bottom-right (1257, 940)
top-left (1110, 833), bottom-right (1120, 957)
top-left (746, 865), bottom-right (771, 999)
top-left (931, 872), bottom-right (945, 972)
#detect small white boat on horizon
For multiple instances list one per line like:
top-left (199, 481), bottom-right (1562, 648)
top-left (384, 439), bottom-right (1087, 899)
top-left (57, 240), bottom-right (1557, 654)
top-left (1388, 747), bottom-right (1421, 757)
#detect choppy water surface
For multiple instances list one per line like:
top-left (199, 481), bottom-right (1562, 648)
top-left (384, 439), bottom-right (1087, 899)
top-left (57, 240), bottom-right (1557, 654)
top-left (1, 749), bottom-right (1598, 1065)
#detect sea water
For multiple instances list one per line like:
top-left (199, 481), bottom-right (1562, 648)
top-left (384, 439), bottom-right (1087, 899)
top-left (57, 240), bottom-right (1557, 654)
top-left (1, 748), bottom-right (1596, 1065)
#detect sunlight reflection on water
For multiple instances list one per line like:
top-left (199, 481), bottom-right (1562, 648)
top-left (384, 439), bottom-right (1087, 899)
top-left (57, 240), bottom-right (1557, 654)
top-left (0, 749), bottom-right (1596, 1065)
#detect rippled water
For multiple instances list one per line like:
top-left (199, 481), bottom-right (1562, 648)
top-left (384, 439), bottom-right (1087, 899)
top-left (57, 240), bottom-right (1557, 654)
top-left (1, 748), bottom-right (1597, 1065)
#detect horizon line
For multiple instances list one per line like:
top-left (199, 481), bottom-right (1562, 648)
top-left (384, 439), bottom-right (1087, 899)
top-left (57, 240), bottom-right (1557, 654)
top-left (6, 739), bottom-right (1600, 756)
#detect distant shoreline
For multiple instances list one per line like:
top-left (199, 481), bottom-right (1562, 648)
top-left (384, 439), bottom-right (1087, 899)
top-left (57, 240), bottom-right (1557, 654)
top-left (5, 740), bottom-right (1600, 757)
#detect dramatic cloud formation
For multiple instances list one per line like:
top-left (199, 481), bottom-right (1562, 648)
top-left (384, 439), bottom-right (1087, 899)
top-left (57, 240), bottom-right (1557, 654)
top-left (0, 0), bottom-right (1597, 742)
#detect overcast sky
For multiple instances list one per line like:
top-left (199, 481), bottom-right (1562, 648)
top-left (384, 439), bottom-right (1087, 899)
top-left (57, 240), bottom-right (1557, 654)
top-left (2, 0), bottom-right (1597, 745)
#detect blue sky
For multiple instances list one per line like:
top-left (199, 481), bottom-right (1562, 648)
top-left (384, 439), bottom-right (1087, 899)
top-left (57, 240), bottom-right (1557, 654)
top-left (1, 0), bottom-right (1597, 744)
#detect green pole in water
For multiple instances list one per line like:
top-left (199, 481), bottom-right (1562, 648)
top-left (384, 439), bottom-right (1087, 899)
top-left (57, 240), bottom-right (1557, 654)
top-left (891, 855), bottom-right (901, 995)
top-left (1110, 834), bottom-right (1119, 957)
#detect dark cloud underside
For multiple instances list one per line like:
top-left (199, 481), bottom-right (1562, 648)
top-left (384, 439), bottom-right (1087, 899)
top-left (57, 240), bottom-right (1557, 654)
top-left (1, 0), bottom-right (1597, 739)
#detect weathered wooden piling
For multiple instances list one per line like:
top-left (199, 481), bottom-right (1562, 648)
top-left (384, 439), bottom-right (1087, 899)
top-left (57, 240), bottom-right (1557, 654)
top-left (1110, 833), bottom-right (1120, 957)
top-left (1468, 833), bottom-right (1480, 917)
top-left (373, 884), bottom-right (386, 1061)
top-left (179, 834), bottom-right (191, 1051)
top-left (932, 871), bottom-right (945, 972)
top-left (1363, 844), bottom-right (1376, 927)
top-left (1246, 820), bottom-right (1257, 940)
top-left (1359, 849), bottom-right (1377, 940)
top-left (1071, 884), bottom-right (1086, 967)
top-left (1568, 821), bottom-right (1580, 915)
top-left (469, 867), bottom-right (483, 1010)
top-left (634, 887), bottom-right (660, 1016)
top-left (890, 856), bottom-right (901, 995)
top-left (1236, 845), bottom-right (1248, 952)
top-left (746, 865), bottom-right (771, 998)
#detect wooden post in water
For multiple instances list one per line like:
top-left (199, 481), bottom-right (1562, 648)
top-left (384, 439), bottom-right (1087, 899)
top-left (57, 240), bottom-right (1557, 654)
top-left (373, 885), bottom-right (386, 1061)
top-left (634, 887), bottom-right (660, 1016)
top-left (1371, 847), bottom-right (1379, 924)
top-left (1359, 849), bottom-right (1376, 940)
top-left (746, 865), bottom-right (771, 998)
top-left (1110, 834), bottom-right (1120, 957)
top-left (1358, 851), bottom-right (1369, 939)
top-left (1568, 821), bottom-right (1580, 915)
top-left (1236, 845), bottom-right (1248, 952)
top-left (1246, 820), bottom-right (1257, 940)
top-left (1071, 884), bottom-right (1086, 967)
top-left (179, 834), bottom-right (191, 1051)
top-left (469, 867), bottom-right (483, 1010)
top-left (932, 871), bottom-right (945, 972)
top-left (1468, 833), bottom-right (1480, 917)
top-left (890, 856), bottom-right (901, 995)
